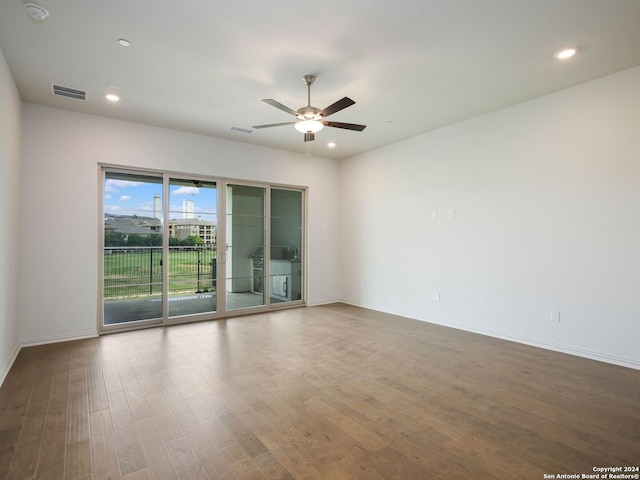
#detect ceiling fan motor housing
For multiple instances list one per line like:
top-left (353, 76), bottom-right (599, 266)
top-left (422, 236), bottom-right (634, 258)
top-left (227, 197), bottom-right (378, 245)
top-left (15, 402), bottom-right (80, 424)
top-left (297, 106), bottom-right (322, 120)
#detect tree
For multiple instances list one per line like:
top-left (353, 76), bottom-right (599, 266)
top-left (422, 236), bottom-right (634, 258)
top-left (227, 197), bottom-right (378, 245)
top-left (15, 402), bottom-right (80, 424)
top-left (183, 235), bottom-right (204, 246)
top-left (168, 235), bottom-right (204, 246)
top-left (104, 231), bottom-right (125, 246)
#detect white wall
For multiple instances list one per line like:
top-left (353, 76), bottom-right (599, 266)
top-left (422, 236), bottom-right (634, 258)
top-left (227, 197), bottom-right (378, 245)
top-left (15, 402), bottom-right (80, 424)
top-left (19, 104), bottom-right (341, 344)
top-left (0, 48), bottom-right (22, 384)
top-left (340, 66), bottom-right (640, 369)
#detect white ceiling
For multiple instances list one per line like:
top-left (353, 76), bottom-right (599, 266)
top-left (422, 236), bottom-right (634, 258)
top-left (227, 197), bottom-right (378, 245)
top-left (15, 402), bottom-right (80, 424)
top-left (1, 0), bottom-right (640, 159)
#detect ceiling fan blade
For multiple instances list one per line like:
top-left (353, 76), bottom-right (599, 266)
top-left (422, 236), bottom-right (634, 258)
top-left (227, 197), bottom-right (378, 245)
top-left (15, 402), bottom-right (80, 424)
top-left (323, 121), bottom-right (366, 132)
top-left (252, 122), bottom-right (295, 129)
top-left (320, 97), bottom-right (355, 117)
top-left (262, 99), bottom-right (298, 116)
top-left (304, 133), bottom-right (315, 142)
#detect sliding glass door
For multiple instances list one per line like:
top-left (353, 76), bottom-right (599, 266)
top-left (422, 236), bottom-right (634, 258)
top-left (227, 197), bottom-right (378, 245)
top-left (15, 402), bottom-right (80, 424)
top-left (225, 184), bottom-right (266, 310)
top-left (168, 178), bottom-right (218, 318)
top-left (103, 171), bottom-right (164, 326)
top-left (101, 168), bottom-right (305, 331)
top-left (270, 188), bottom-right (303, 304)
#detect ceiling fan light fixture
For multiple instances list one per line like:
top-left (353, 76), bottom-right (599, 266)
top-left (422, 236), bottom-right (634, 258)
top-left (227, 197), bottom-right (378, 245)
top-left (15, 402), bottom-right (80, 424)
top-left (295, 119), bottom-right (324, 134)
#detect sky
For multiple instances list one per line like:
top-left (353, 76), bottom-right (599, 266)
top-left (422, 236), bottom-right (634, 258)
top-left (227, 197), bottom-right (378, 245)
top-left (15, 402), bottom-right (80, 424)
top-left (104, 179), bottom-right (218, 222)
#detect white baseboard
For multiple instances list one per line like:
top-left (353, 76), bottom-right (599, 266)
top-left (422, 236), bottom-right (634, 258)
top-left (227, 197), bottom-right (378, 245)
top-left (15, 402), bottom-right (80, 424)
top-left (20, 331), bottom-right (98, 348)
top-left (307, 299), bottom-right (342, 307)
top-left (428, 317), bottom-right (640, 371)
top-left (0, 343), bottom-right (21, 388)
top-left (339, 301), bottom-right (640, 371)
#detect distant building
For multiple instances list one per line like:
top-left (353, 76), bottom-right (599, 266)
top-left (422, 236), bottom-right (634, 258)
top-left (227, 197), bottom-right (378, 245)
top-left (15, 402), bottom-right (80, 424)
top-left (104, 213), bottom-right (161, 239)
top-left (105, 213), bottom-right (216, 245)
top-left (168, 217), bottom-right (217, 245)
top-left (153, 194), bottom-right (161, 219)
top-left (182, 199), bottom-right (194, 219)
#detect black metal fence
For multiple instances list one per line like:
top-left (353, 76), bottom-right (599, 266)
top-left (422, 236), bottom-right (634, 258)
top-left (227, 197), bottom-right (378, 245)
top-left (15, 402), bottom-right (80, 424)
top-left (104, 246), bottom-right (217, 299)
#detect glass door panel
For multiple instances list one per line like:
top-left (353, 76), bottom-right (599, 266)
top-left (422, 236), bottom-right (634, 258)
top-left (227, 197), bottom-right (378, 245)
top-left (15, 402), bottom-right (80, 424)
top-left (103, 172), bottom-right (163, 326)
top-left (226, 184), bottom-right (266, 310)
top-left (168, 179), bottom-right (218, 318)
top-left (270, 189), bottom-right (303, 304)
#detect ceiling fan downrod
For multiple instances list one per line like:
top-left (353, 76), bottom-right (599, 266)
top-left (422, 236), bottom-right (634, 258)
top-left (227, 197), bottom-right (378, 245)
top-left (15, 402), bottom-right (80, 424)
top-left (303, 74), bottom-right (315, 107)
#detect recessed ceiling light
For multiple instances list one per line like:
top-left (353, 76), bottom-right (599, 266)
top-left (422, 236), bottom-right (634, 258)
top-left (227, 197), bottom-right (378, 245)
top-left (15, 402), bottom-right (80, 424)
top-left (327, 142), bottom-right (336, 148)
top-left (117, 38), bottom-right (131, 47)
top-left (555, 48), bottom-right (577, 60)
top-left (105, 94), bottom-right (120, 102)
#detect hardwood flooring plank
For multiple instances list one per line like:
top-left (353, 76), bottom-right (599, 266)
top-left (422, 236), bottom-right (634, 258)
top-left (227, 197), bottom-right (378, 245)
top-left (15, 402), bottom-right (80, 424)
top-left (99, 347), bottom-right (124, 394)
top-left (0, 425), bottom-right (22, 480)
top-left (246, 411), bottom-right (323, 480)
top-left (114, 355), bottom-right (138, 389)
top-left (122, 469), bottom-right (152, 480)
top-left (176, 398), bottom-right (237, 450)
top-left (145, 391), bottom-right (183, 442)
top-left (219, 411), bottom-right (269, 459)
top-left (255, 408), bottom-right (318, 469)
top-left (123, 382), bottom-right (152, 422)
top-left (134, 416), bottom-right (178, 480)
top-left (89, 409), bottom-right (121, 480)
top-left (164, 436), bottom-right (210, 480)
top-left (175, 411), bottom-right (238, 480)
top-left (189, 388), bottom-right (232, 418)
top-left (36, 370), bottom-right (70, 480)
top-left (67, 360), bottom-right (90, 445)
top-left (219, 442), bottom-right (265, 480)
top-left (150, 370), bottom-right (192, 418)
top-left (65, 440), bottom-right (92, 480)
top-left (86, 353), bottom-right (108, 413)
top-left (164, 365), bottom-right (199, 400)
top-left (106, 390), bottom-right (147, 476)
top-left (304, 397), bottom-right (387, 451)
top-left (12, 398), bottom-right (47, 454)
top-left (6, 446), bottom-right (39, 480)
top-left (253, 452), bottom-right (295, 480)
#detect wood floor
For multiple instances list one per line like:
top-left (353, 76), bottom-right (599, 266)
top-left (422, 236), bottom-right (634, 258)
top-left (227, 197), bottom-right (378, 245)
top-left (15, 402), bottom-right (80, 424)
top-left (1, 304), bottom-right (638, 480)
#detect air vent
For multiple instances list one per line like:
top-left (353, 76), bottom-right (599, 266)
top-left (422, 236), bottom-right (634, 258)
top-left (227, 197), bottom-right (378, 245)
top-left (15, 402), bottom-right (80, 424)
top-left (50, 84), bottom-right (87, 101)
top-left (230, 126), bottom-right (253, 134)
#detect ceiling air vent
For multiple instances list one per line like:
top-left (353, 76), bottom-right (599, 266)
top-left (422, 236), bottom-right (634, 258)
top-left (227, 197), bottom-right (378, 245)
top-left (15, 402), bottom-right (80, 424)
top-left (230, 126), bottom-right (253, 135)
top-left (50, 84), bottom-right (87, 101)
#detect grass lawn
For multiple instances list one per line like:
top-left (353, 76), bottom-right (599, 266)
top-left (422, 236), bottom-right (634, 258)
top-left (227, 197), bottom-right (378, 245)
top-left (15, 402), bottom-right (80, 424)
top-left (104, 247), bottom-right (217, 299)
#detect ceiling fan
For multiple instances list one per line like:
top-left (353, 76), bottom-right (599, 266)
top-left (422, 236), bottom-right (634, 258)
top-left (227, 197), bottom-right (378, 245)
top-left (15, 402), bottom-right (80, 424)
top-left (252, 74), bottom-right (366, 142)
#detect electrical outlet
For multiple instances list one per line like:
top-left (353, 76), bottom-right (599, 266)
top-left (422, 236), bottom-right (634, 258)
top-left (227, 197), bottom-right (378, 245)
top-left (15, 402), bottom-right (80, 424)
top-left (432, 210), bottom-right (438, 220)
top-left (432, 292), bottom-right (440, 302)
top-left (550, 310), bottom-right (560, 323)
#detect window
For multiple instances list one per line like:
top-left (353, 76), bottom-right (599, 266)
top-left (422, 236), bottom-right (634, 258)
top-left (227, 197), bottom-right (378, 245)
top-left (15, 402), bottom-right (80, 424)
top-left (100, 167), bottom-right (306, 332)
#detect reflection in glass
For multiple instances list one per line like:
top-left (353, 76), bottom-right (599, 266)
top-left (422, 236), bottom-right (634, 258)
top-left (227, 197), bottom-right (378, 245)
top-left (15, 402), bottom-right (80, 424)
top-left (226, 185), bottom-right (266, 310)
top-left (270, 189), bottom-right (303, 304)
